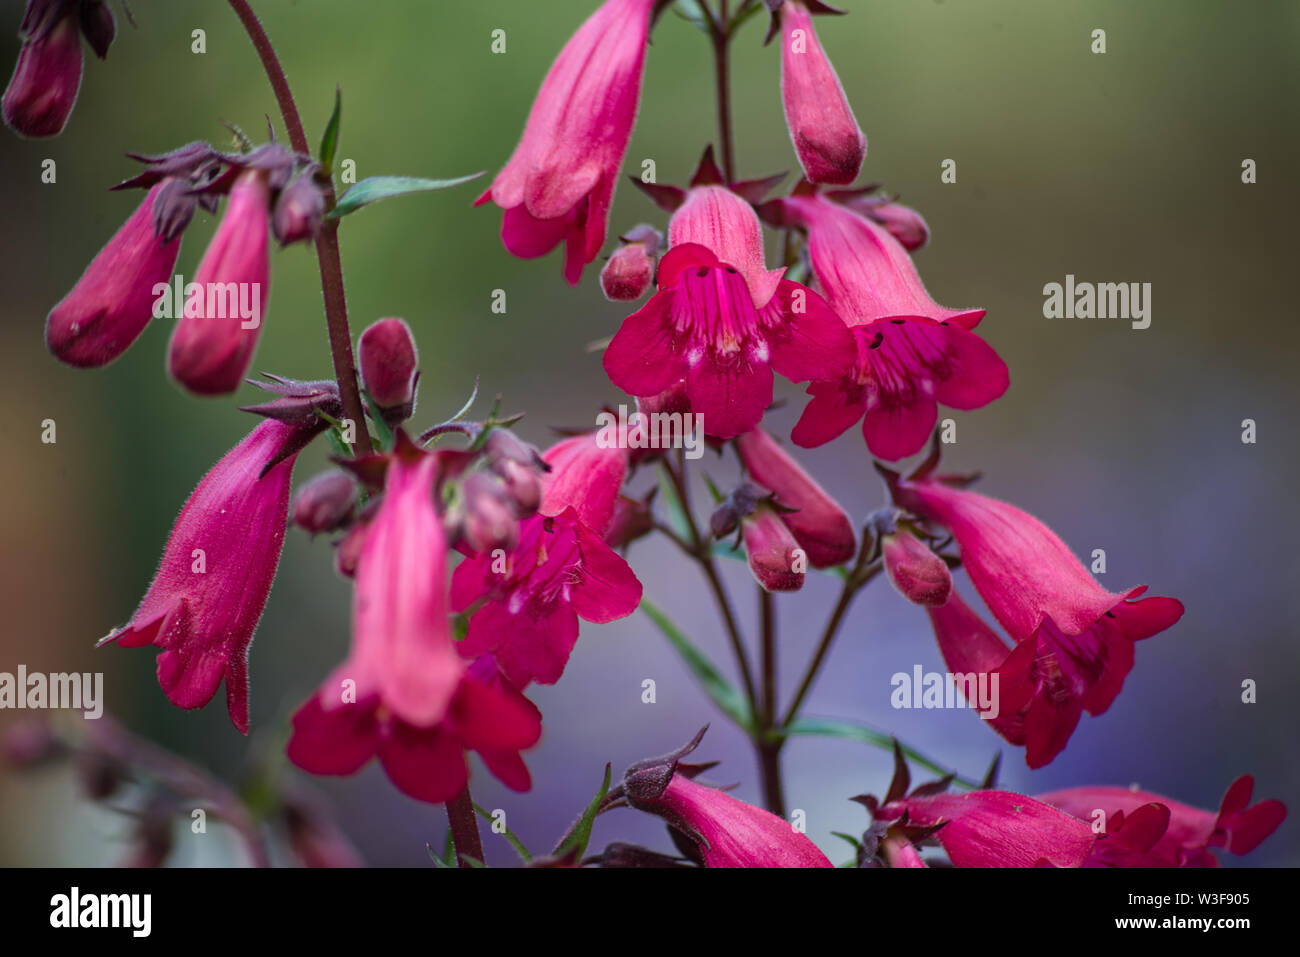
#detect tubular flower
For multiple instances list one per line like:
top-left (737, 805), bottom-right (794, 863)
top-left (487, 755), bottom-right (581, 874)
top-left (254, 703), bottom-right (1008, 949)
top-left (167, 170), bottom-right (272, 396)
top-left (477, 0), bottom-right (657, 285)
top-left (286, 453), bottom-right (542, 803)
top-left (98, 419), bottom-right (314, 733)
top-left (889, 472), bottom-right (1184, 768)
top-left (3, 0), bottom-right (115, 139)
top-left (872, 789), bottom-right (1097, 868)
top-left (603, 185), bottom-right (855, 439)
top-left (742, 503), bottom-right (806, 592)
top-left (622, 730), bottom-right (833, 868)
top-left (46, 181), bottom-right (183, 368)
top-left (767, 191), bottom-right (1007, 460)
top-left (882, 526), bottom-right (952, 606)
top-left (778, 1), bottom-right (866, 185)
top-left (735, 426), bottom-right (855, 567)
top-left (1039, 775), bottom-right (1286, 867)
top-left (451, 434), bottom-right (641, 687)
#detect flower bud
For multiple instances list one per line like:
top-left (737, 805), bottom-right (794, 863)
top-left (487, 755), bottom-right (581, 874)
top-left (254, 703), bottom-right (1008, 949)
top-left (79, 0), bottom-right (115, 59)
top-left (272, 171), bottom-right (327, 246)
top-left (600, 225), bottom-right (661, 301)
top-left (882, 528), bottom-right (952, 606)
top-left (779, 0), bottom-right (866, 185)
top-left (604, 493), bottom-right (654, 549)
top-left (460, 472), bottom-right (520, 553)
top-left (357, 318), bottom-right (418, 420)
top-left (485, 429), bottom-right (547, 513)
top-left (3, 1), bottom-right (84, 138)
top-left (860, 198), bottom-right (929, 251)
top-left (292, 470), bottom-right (357, 535)
top-left (743, 504), bottom-right (806, 592)
top-left (2, 717), bottom-right (60, 767)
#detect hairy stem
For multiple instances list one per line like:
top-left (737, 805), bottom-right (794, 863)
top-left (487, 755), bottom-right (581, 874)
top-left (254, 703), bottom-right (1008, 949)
top-left (711, 0), bottom-right (736, 181)
top-left (226, 0), bottom-right (371, 455)
top-left (444, 787), bottom-right (484, 867)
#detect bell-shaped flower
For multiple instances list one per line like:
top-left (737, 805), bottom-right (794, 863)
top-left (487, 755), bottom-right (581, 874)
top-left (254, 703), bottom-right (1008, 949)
top-left (767, 191), bottom-right (1007, 460)
top-left (98, 419), bottom-right (314, 733)
top-left (603, 185), bottom-right (855, 439)
top-left (477, 0), bottom-right (657, 285)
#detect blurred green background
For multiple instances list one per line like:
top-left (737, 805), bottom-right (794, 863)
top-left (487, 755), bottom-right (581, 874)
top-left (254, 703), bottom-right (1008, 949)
top-left (1, 0), bottom-right (1297, 866)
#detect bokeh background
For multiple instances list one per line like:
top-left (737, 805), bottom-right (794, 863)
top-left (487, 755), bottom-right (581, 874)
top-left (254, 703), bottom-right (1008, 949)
top-left (2, 0), bottom-right (1297, 866)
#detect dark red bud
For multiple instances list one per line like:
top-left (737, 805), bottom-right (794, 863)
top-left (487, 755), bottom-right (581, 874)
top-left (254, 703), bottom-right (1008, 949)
top-left (79, 0), bottom-right (115, 59)
top-left (357, 318), bottom-right (418, 419)
top-left (292, 470), bottom-right (357, 535)
top-left (272, 171), bottom-right (326, 246)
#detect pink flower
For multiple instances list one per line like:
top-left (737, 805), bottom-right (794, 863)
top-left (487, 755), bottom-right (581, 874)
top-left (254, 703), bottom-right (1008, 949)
top-left (357, 317), bottom-right (419, 420)
top-left (3, 0), bottom-right (111, 139)
top-left (477, 0), bottom-right (657, 285)
top-left (46, 182), bottom-right (182, 368)
top-left (603, 185), bottom-right (855, 439)
top-left (287, 453), bottom-right (541, 802)
top-left (451, 435), bottom-right (641, 686)
top-left (99, 419), bottom-right (312, 733)
top-left (872, 789), bottom-right (1096, 868)
top-left (882, 526), bottom-right (952, 606)
top-left (767, 191), bottom-right (1007, 460)
top-left (890, 473), bottom-right (1184, 768)
top-left (846, 193), bottom-right (930, 251)
top-left (167, 170), bottom-right (271, 396)
top-left (778, 1), bottom-right (865, 186)
top-left (1039, 775), bottom-right (1287, 867)
top-left (622, 731), bottom-right (832, 868)
top-left (735, 425), bottom-right (855, 567)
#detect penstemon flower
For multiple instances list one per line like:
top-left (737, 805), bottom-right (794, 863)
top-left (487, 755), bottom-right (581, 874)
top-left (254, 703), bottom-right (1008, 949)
top-left (3, 0), bottom-right (115, 139)
top-left (478, 0), bottom-right (658, 285)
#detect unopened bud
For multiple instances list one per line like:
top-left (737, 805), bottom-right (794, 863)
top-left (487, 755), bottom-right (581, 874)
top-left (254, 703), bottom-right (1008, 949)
top-left (600, 225), bottom-right (661, 301)
top-left (292, 470), bottom-right (356, 535)
top-left (272, 170), bottom-right (327, 246)
top-left (882, 528), bottom-right (952, 606)
top-left (461, 472), bottom-right (520, 553)
top-left (357, 318), bottom-right (418, 421)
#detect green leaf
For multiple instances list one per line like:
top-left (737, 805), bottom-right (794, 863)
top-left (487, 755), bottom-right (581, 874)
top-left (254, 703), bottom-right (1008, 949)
top-left (780, 717), bottom-right (979, 789)
top-left (473, 802), bottom-right (533, 864)
top-left (673, 0), bottom-right (712, 33)
top-left (831, 831), bottom-right (862, 850)
top-left (328, 173), bottom-right (485, 219)
top-left (362, 389), bottom-right (395, 453)
top-left (554, 764), bottom-right (612, 860)
top-left (640, 599), bottom-right (754, 730)
top-left (319, 87), bottom-right (341, 171)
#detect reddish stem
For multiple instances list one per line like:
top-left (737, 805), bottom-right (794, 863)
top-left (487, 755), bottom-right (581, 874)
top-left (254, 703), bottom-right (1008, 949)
top-left (225, 0), bottom-right (371, 455)
top-left (444, 788), bottom-right (484, 867)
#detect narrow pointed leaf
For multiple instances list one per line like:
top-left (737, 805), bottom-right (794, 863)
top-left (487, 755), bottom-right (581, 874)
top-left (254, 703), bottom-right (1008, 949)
top-left (328, 173), bottom-right (485, 219)
top-left (641, 599), bottom-right (754, 730)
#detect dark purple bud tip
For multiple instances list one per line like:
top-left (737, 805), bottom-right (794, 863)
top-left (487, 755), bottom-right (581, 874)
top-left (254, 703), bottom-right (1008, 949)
top-left (622, 726), bottom-right (708, 806)
top-left (272, 170), bottom-right (327, 247)
top-left (79, 0), bottom-right (116, 59)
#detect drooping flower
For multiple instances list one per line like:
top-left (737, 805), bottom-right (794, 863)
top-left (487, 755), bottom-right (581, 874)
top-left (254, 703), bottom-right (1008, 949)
top-left (287, 451), bottom-right (541, 802)
top-left (167, 169), bottom-right (272, 396)
top-left (46, 181), bottom-right (183, 368)
top-left (777, 1), bottom-right (865, 185)
top-left (1039, 775), bottom-right (1286, 867)
top-left (603, 184), bottom-right (855, 439)
top-left (764, 191), bottom-right (1007, 460)
top-left (870, 789), bottom-right (1097, 868)
top-left (451, 433), bottom-right (641, 687)
top-left (477, 0), bottom-right (657, 285)
top-left (3, 0), bottom-right (115, 139)
top-left (735, 425), bottom-right (855, 567)
top-left (98, 419), bottom-right (316, 733)
top-left (621, 730), bottom-right (832, 868)
top-left (888, 471), bottom-right (1184, 768)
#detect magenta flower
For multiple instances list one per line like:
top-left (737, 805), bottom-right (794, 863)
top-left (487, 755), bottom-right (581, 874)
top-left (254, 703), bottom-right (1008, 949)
top-left (890, 472), bottom-right (1184, 768)
top-left (451, 434), bottom-right (641, 687)
top-left (872, 789), bottom-right (1096, 868)
top-left (167, 170), bottom-right (271, 396)
top-left (99, 419), bottom-right (311, 733)
top-left (778, 1), bottom-right (865, 186)
top-left (1039, 775), bottom-right (1287, 867)
top-left (766, 191), bottom-right (1007, 460)
top-left (3, 0), bottom-right (114, 139)
top-left (742, 504), bottom-right (806, 592)
top-left (735, 425), bottom-right (856, 567)
top-left (603, 185), bottom-right (855, 439)
top-left (46, 182), bottom-right (182, 368)
top-left (287, 452), bottom-right (541, 802)
top-left (621, 730), bottom-right (832, 868)
top-left (477, 0), bottom-right (657, 286)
